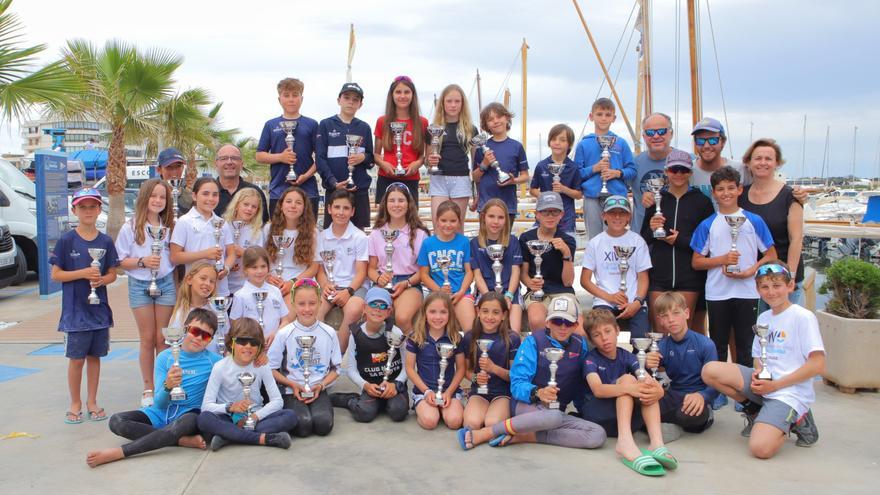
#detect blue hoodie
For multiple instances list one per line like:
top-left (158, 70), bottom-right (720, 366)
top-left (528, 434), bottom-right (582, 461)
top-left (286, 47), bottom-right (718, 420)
top-left (574, 131), bottom-right (635, 198)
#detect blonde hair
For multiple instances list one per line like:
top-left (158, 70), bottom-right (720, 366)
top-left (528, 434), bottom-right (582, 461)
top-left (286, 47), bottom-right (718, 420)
top-left (223, 188), bottom-right (264, 239)
top-left (171, 261), bottom-right (217, 322)
top-left (653, 291), bottom-right (688, 316)
top-left (277, 78), bottom-right (304, 94)
top-left (477, 199), bottom-right (511, 248)
top-left (432, 84), bottom-right (476, 155)
top-left (409, 292), bottom-right (461, 348)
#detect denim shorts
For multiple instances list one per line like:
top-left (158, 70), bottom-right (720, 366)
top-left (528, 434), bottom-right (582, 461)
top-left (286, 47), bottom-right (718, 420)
top-left (428, 175), bottom-right (472, 199)
top-left (128, 273), bottom-right (177, 308)
top-left (392, 274), bottom-right (423, 293)
top-left (64, 328), bottom-right (109, 359)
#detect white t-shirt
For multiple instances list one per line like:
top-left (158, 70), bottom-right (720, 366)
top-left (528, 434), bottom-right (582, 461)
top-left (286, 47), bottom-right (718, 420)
top-left (754, 304), bottom-right (825, 416)
top-left (229, 281), bottom-right (289, 337)
top-left (317, 222), bottom-right (369, 289)
top-left (227, 225), bottom-right (267, 294)
top-left (690, 209), bottom-right (774, 300)
top-left (582, 229), bottom-right (652, 307)
top-left (201, 357), bottom-right (283, 420)
top-left (261, 225), bottom-right (317, 280)
top-left (267, 320), bottom-right (342, 394)
top-left (170, 208), bottom-right (234, 296)
top-left (115, 220), bottom-right (175, 281)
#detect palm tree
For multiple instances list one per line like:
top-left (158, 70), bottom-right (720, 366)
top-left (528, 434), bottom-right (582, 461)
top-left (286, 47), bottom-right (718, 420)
top-left (148, 87), bottom-right (214, 186)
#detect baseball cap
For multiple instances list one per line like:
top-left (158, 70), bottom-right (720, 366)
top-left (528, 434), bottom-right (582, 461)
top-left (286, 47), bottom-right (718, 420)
top-left (665, 149), bottom-right (694, 170)
top-left (536, 191), bottom-right (564, 212)
top-left (546, 294), bottom-right (579, 323)
top-left (339, 82), bottom-right (364, 98)
top-left (365, 287), bottom-right (392, 307)
top-left (603, 195), bottom-right (631, 213)
top-left (691, 117), bottom-right (725, 136)
top-left (157, 147), bottom-right (185, 168)
top-left (72, 187), bottom-right (102, 206)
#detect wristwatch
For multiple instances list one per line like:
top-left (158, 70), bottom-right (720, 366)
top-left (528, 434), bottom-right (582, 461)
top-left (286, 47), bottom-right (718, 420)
top-left (529, 387), bottom-right (539, 404)
top-left (137, 257), bottom-right (146, 268)
top-left (345, 287), bottom-right (355, 297)
top-left (634, 296), bottom-right (646, 305)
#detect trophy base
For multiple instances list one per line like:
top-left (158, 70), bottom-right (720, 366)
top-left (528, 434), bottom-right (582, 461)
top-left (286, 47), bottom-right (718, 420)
top-left (301, 390), bottom-right (315, 399)
top-left (494, 286), bottom-right (504, 293)
top-left (477, 386), bottom-right (489, 395)
top-left (653, 229), bottom-right (667, 239)
top-left (146, 287), bottom-right (162, 297)
top-left (435, 397), bottom-right (445, 406)
top-left (429, 167), bottom-right (440, 174)
top-left (548, 401), bottom-right (559, 410)
top-left (531, 291), bottom-right (545, 301)
top-left (394, 168), bottom-right (406, 176)
top-left (726, 265), bottom-right (741, 273)
top-left (170, 389), bottom-right (187, 402)
top-left (88, 297), bottom-right (100, 305)
top-left (757, 370), bottom-right (773, 381)
top-left (243, 420), bottom-right (256, 431)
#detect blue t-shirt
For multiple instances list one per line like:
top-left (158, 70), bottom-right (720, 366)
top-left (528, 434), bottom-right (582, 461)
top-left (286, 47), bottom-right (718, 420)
top-left (257, 115), bottom-right (319, 199)
top-left (469, 235), bottom-right (522, 296)
top-left (405, 333), bottom-right (464, 395)
top-left (584, 347), bottom-right (640, 386)
top-left (631, 151), bottom-right (673, 229)
top-left (461, 331), bottom-right (521, 397)
top-left (473, 137), bottom-right (528, 215)
top-left (530, 157), bottom-right (581, 233)
top-left (658, 330), bottom-right (719, 402)
top-left (417, 233), bottom-right (471, 293)
top-left (50, 229), bottom-right (119, 332)
top-left (143, 348), bottom-right (222, 428)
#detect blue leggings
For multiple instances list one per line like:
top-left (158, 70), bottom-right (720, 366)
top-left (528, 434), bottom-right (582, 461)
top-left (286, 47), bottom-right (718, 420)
top-left (197, 410), bottom-right (298, 445)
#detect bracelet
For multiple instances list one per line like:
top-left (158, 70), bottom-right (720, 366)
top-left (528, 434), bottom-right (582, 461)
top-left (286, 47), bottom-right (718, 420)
top-left (406, 279), bottom-right (413, 288)
top-left (504, 290), bottom-right (513, 300)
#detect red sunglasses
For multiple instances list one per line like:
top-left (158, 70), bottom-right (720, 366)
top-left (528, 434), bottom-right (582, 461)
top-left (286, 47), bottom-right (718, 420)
top-left (187, 325), bottom-right (214, 341)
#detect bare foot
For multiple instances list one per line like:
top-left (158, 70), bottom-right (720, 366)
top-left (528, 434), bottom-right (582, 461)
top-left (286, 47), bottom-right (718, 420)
top-left (615, 440), bottom-right (643, 461)
top-left (86, 448), bottom-right (124, 468)
top-left (178, 434), bottom-right (206, 450)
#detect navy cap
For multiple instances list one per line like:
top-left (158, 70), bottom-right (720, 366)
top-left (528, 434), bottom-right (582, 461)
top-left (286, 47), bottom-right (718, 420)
top-left (157, 147), bottom-right (185, 167)
top-left (339, 82), bottom-right (364, 98)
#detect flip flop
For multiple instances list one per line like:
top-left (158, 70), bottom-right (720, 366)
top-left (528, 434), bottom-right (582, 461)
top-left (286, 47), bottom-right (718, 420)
top-left (64, 411), bottom-right (83, 424)
top-left (643, 446), bottom-right (678, 470)
top-left (87, 408), bottom-right (108, 422)
top-left (457, 428), bottom-right (473, 451)
top-left (489, 434), bottom-right (513, 447)
top-left (620, 454), bottom-right (666, 477)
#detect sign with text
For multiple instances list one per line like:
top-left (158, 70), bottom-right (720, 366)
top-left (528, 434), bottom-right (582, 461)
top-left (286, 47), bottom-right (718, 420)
top-left (35, 151), bottom-right (68, 298)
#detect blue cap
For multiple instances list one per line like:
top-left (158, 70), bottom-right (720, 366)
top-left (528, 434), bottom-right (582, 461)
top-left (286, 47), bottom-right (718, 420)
top-left (157, 147), bottom-right (185, 167)
top-left (691, 117), bottom-right (725, 136)
top-left (365, 287), bottom-right (392, 306)
top-left (72, 186), bottom-right (102, 206)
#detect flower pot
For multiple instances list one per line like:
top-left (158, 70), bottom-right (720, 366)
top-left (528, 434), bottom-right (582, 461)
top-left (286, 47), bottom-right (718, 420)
top-left (817, 310), bottom-right (880, 390)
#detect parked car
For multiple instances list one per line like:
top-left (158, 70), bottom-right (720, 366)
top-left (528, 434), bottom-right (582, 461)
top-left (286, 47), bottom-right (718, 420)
top-left (0, 218), bottom-right (21, 289)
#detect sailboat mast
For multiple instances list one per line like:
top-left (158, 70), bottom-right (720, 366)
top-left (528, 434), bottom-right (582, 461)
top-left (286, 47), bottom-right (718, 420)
top-left (852, 126), bottom-right (858, 180)
top-left (801, 115), bottom-right (807, 184)
top-left (686, 0), bottom-right (702, 127)
top-left (642, 0), bottom-right (653, 116)
top-left (521, 38), bottom-right (529, 198)
top-left (476, 69), bottom-right (483, 111)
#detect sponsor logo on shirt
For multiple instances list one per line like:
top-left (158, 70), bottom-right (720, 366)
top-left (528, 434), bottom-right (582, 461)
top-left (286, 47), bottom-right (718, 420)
top-left (371, 352), bottom-right (388, 364)
top-left (69, 250), bottom-right (81, 258)
top-left (329, 129), bottom-right (341, 138)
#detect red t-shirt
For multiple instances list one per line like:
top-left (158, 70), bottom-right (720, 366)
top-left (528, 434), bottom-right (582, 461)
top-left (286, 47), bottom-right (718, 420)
top-left (374, 115), bottom-right (429, 180)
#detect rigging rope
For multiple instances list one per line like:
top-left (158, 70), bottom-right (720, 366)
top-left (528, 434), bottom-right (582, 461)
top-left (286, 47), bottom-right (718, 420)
top-left (705, 0), bottom-right (733, 157)
top-left (494, 49), bottom-right (522, 103)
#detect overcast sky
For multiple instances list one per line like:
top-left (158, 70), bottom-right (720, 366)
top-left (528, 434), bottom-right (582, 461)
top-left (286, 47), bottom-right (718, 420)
top-left (2, 0), bottom-right (878, 178)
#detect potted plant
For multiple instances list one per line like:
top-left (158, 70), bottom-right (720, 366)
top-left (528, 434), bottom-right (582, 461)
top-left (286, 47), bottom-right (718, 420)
top-left (817, 257), bottom-right (880, 391)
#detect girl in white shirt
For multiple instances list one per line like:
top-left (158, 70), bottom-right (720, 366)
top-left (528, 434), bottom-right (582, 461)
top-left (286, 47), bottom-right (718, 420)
top-left (169, 261), bottom-right (217, 338)
top-left (223, 188), bottom-right (266, 294)
top-left (264, 186), bottom-right (319, 303)
top-left (197, 318), bottom-right (297, 451)
top-left (229, 247), bottom-right (292, 341)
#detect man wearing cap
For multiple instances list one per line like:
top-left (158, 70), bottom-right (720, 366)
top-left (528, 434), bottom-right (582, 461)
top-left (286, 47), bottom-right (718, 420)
top-left (520, 192), bottom-right (577, 333)
top-left (690, 117), bottom-right (751, 205)
top-left (155, 147), bottom-right (192, 217)
top-left (330, 287), bottom-right (408, 423)
top-left (315, 82), bottom-right (373, 229)
top-left (213, 144), bottom-right (269, 222)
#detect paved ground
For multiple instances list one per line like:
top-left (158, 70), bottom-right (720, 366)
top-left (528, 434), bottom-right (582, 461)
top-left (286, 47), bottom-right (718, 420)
top-left (0, 274), bottom-right (876, 494)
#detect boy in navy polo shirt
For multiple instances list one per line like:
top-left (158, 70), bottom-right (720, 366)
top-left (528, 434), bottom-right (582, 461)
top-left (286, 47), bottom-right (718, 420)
top-left (51, 187), bottom-right (119, 425)
top-left (256, 77), bottom-right (320, 218)
top-left (529, 124), bottom-right (583, 238)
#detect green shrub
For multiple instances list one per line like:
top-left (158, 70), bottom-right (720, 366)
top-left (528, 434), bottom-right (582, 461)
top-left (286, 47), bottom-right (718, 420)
top-left (819, 257), bottom-right (880, 319)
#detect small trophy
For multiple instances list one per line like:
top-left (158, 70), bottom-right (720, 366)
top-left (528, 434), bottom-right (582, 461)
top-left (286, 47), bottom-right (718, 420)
top-left (543, 348), bottom-right (565, 409)
top-left (87, 248), bottom-right (106, 305)
top-left (613, 245), bottom-right (636, 293)
top-left (426, 124), bottom-right (446, 174)
top-left (211, 296), bottom-right (230, 355)
top-left (381, 229), bottom-right (399, 290)
top-left (647, 332), bottom-right (664, 378)
top-left (237, 372), bottom-right (257, 430)
top-left (724, 216), bottom-right (747, 273)
top-left (296, 335), bottom-right (317, 398)
top-left (211, 218), bottom-right (225, 272)
top-left (753, 324), bottom-right (773, 380)
top-left (486, 244), bottom-right (505, 293)
top-left (272, 235), bottom-right (294, 277)
top-left (145, 225), bottom-right (168, 297)
top-left (435, 254), bottom-right (452, 289)
top-left (434, 343), bottom-right (456, 406)
top-left (320, 250), bottom-right (338, 301)
top-left (345, 134), bottom-right (363, 187)
top-left (279, 120), bottom-right (299, 182)
top-left (547, 162), bottom-right (565, 184)
top-left (230, 220), bottom-right (244, 245)
top-left (470, 132), bottom-right (512, 185)
top-left (596, 135), bottom-right (617, 200)
top-left (476, 339), bottom-right (494, 395)
top-left (252, 290), bottom-right (268, 329)
top-left (168, 178), bottom-right (183, 221)
top-left (632, 338), bottom-right (653, 382)
top-left (525, 240), bottom-right (551, 301)
top-left (380, 332), bottom-right (404, 392)
top-left (646, 177), bottom-right (668, 238)
top-left (390, 121), bottom-right (407, 176)
top-left (162, 326), bottom-right (187, 401)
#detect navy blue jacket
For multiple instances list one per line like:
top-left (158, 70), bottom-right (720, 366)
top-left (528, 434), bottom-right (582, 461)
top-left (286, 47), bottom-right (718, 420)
top-left (315, 115), bottom-right (374, 193)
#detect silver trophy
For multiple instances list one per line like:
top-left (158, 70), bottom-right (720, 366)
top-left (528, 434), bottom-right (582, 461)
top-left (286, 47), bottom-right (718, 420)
top-left (434, 342), bottom-right (456, 406)
top-left (211, 296), bottom-right (230, 355)
top-left (380, 332), bottom-right (404, 392)
top-left (476, 339), bottom-right (494, 395)
top-left (613, 245), bottom-right (636, 293)
top-left (632, 338), bottom-right (653, 382)
top-left (390, 121), bottom-right (407, 176)
top-left (426, 124), bottom-right (446, 174)
top-left (296, 335), bottom-right (317, 398)
top-left (547, 162), bottom-right (565, 184)
top-left (543, 348), bottom-right (566, 409)
top-left (87, 248), bottom-right (106, 305)
top-left (596, 135), bottom-right (617, 199)
top-left (272, 235), bottom-right (294, 277)
top-left (145, 225), bottom-right (168, 297)
top-left (646, 177), bottom-right (668, 238)
top-left (470, 132), bottom-right (512, 185)
top-left (279, 120), bottom-right (299, 182)
top-left (753, 324), bottom-right (773, 380)
top-left (230, 220), bottom-right (244, 245)
top-left (724, 216), bottom-right (747, 273)
top-left (162, 326), bottom-right (187, 401)
top-left (211, 218), bottom-right (225, 272)
top-left (237, 371), bottom-right (257, 430)
top-left (525, 240), bottom-right (551, 301)
top-left (345, 134), bottom-right (363, 187)
top-left (647, 332), bottom-right (664, 378)
top-left (435, 254), bottom-right (452, 289)
top-left (252, 290), bottom-right (268, 329)
top-left (168, 178), bottom-right (183, 221)
top-left (486, 244), bottom-right (505, 293)
top-left (381, 229), bottom-right (400, 290)
top-left (320, 250), bottom-right (338, 301)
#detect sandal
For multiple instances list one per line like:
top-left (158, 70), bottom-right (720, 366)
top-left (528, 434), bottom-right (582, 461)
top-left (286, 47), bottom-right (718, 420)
top-left (643, 446), bottom-right (678, 470)
top-left (457, 428), bottom-right (473, 451)
top-left (489, 434), bottom-right (513, 447)
top-left (64, 411), bottom-right (83, 424)
top-left (141, 390), bottom-right (154, 408)
top-left (620, 454), bottom-right (666, 477)
top-left (87, 408), bottom-right (108, 421)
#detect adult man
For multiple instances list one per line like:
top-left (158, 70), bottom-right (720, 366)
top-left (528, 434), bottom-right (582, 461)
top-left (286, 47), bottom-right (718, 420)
top-left (156, 147), bottom-right (192, 217)
top-left (213, 144), bottom-right (270, 221)
top-left (632, 113), bottom-right (679, 229)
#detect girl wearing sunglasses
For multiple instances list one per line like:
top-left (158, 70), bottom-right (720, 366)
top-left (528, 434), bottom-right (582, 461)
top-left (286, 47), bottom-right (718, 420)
top-left (373, 75), bottom-right (427, 205)
top-left (198, 318), bottom-right (298, 451)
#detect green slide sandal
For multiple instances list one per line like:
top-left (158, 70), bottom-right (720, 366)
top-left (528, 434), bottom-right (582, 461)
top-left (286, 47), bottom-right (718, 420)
top-left (620, 454), bottom-right (666, 477)
top-left (644, 446), bottom-right (678, 471)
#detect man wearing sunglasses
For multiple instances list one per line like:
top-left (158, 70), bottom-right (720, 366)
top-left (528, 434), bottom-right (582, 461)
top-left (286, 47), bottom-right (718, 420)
top-left (632, 113), bottom-right (681, 230)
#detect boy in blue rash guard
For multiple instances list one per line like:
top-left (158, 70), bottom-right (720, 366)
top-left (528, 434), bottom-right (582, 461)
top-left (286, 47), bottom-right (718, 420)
top-left (458, 295), bottom-right (606, 451)
top-left (529, 124), bottom-right (583, 238)
top-left (86, 309), bottom-right (222, 467)
top-left (315, 82), bottom-right (374, 230)
top-left (646, 292), bottom-right (718, 439)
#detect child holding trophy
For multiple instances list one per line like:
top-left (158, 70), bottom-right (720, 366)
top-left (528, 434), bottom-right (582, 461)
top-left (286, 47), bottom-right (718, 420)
top-left (373, 75), bottom-right (428, 204)
top-left (169, 261), bottom-right (217, 330)
top-left (702, 260), bottom-right (825, 458)
top-left (470, 199), bottom-right (523, 332)
top-left (268, 279), bottom-right (342, 437)
top-left (198, 318), bottom-right (297, 451)
top-left (529, 124), bottom-right (583, 239)
top-left (367, 183), bottom-right (429, 335)
top-left (229, 247), bottom-right (291, 339)
top-left (222, 187), bottom-right (266, 294)
top-left (405, 292), bottom-right (466, 430)
top-left (472, 102), bottom-right (529, 220)
top-left (264, 186), bottom-right (320, 300)
top-left (52, 187), bottom-right (119, 424)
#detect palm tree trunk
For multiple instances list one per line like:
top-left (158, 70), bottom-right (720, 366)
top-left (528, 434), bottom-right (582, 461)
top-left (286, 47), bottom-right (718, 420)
top-left (185, 152), bottom-right (198, 187)
top-left (106, 124), bottom-right (127, 240)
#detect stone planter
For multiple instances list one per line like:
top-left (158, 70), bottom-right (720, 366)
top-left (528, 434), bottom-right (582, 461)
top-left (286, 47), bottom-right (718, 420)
top-left (817, 310), bottom-right (880, 390)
